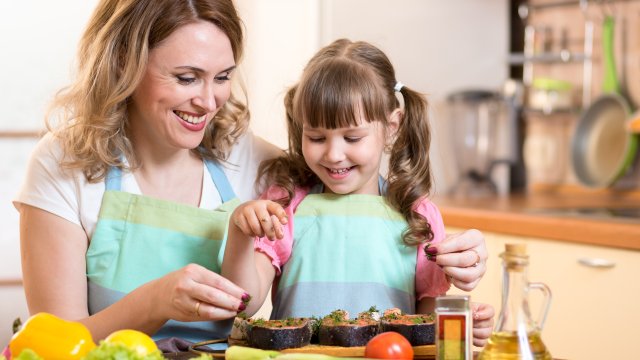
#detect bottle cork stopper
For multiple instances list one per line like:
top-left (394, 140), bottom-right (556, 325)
top-left (505, 243), bottom-right (527, 256)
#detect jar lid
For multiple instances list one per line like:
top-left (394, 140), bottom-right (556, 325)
top-left (435, 295), bottom-right (470, 311)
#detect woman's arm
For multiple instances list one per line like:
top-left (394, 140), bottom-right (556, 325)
top-left (20, 205), bottom-right (245, 340)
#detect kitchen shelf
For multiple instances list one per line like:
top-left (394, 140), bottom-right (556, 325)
top-left (508, 51), bottom-right (589, 65)
top-left (523, 107), bottom-right (581, 116)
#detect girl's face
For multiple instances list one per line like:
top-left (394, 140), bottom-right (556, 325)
top-left (128, 20), bottom-right (236, 152)
top-left (301, 115), bottom-right (390, 195)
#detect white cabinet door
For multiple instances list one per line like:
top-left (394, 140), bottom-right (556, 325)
top-left (447, 227), bottom-right (640, 360)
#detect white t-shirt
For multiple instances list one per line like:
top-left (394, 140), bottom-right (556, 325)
top-left (14, 131), bottom-right (282, 241)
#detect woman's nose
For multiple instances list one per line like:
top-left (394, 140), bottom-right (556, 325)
top-left (192, 83), bottom-right (217, 112)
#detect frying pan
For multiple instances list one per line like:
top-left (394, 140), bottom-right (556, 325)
top-left (571, 16), bottom-right (639, 187)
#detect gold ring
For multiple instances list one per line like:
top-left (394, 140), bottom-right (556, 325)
top-left (470, 249), bottom-right (481, 267)
top-left (260, 218), bottom-right (268, 223)
top-left (195, 301), bottom-right (201, 317)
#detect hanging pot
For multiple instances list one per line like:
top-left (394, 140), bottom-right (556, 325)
top-left (570, 16), bottom-right (638, 187)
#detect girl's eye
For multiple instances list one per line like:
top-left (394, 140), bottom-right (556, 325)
top-left (307, 136), bottom-right (325, 143)
top-left (345, 137), bottom-right (362, 143)
top-left (176, 75), bottom-right (196, 85)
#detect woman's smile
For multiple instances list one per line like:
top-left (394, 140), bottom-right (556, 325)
top-left (174, 110), bottom-right (208, 131)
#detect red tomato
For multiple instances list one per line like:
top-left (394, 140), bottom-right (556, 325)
top-left (364, 331), bottom-right (414, 359)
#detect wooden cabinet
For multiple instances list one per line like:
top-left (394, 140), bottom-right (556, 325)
top-left (446, 227), bottom-right (640, 360)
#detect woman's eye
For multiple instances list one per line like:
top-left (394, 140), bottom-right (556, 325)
top-left (214, 72), bottom-right (232, 83)
top-left (176, 75), bottom-right (196, 85)
top-left (345, 137), bottom-right (362, 143)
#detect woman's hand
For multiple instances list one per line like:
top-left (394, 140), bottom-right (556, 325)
top-left (431, 229), bottom-right (487, 291)
top-left (147, 264), bottom-right (249, 322)
top-left (230, 200), bottom-right (288, 241)
top-left (471, 302), bottom-right (495, 347)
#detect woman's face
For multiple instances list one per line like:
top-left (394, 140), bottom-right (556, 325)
top-left (128, 20), bottom-right (236, 152)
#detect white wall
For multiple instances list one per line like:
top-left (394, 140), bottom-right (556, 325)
top-left (0, 0), bottom-right (101, 346)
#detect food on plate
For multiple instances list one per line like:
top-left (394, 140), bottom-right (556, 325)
top-left (364, 331), bottom-right (414, 359)
top-left (380, 308), bottom-right (435, 345)
top-left (318, 309), bottom-right (379, 347)
top-left (245, 318), bottom-right (313, 350)
top-left (9, 312), bottom-right (96, 360)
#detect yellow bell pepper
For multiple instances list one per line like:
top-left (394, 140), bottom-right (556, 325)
top-left (9, 312), bottom-right (96, 359)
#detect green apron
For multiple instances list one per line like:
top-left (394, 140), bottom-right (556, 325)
top-left (86, 159), bottom-right (240, 342)
top-left (271, 182), bottom-right (418, 319)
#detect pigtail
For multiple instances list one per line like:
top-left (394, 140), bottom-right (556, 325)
top-left (386, 86), bottom-right (434, 245)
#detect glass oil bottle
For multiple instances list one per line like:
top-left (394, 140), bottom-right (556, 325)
top-left (478, 243), bottom-right (552, 360)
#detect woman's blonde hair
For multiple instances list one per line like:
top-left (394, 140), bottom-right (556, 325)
top-left (259, 39), bottom-right (434, 245)
top-left (47, 0), bottom-right (247, 182)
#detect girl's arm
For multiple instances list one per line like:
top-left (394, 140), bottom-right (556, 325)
top-left (20, 205), bottom-right (245, 341)
top-left (221, 200), bottom-right (287, 316)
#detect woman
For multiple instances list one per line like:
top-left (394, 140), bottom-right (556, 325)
top-left (15, 0), bottom-right (280, 343)
top-left (15, 0), bottom-right (490, 345)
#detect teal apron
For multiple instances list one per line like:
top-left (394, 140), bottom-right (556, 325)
top-left (271, 182), bottom-right (418, 319)
top-left (86, 159), bottom-right (240, 342)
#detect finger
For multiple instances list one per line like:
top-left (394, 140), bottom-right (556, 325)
top-left (442, 264), bottom-right (485, 287)
top-left (445, 274), bottom-right (481, 292)
top-left (472, 302), bottom-right (496, 322)
top-left (473, 328), bottom-right (492, 347)
top-left (189, 264), bottom-right (247, 302)
top-left (195, 301), bottom-right (241, 320)
top-left (436, 250), bottom-right (483, 268)
top-left (266, 201), bottom-right (288, 224)
top-left (270, 214), bottom-right (285, 240)
top-left (242, 208), bottom-right (265, 237)
top-left (437, 229), bottom-right (483, 255)
top-left (256, 210), bottom-right (277, 240)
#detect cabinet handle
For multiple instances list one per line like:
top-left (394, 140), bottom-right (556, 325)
top-left (578, 257), bottom-right (616, 268)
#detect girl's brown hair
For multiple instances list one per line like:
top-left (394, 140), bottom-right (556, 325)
top-left (47, 0), bottom-right (247, 182)
top-left (259, 39), bottom-right (434, 245)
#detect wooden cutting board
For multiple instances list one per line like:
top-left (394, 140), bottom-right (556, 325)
top-left (226, 338), bottom-right (435, 358)
top-left (280, 344), bottom-right (435, 358)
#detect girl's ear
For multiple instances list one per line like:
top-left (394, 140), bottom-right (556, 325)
top-left (386, 108), bottom-right (403, 144)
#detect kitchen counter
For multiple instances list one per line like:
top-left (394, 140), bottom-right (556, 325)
top-left (434, 188), bottom-right (640, 251)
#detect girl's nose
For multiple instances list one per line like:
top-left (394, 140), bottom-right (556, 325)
top-left (323, 141), bottom-right (346, 163)
top-left (192, 83), bottom-right (217, 112)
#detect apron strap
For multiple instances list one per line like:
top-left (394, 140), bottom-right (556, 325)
top-left (204, 159), bottom-right (236, 203)
top-left (104, 159), bottom-right (237, 203)
top-left (105, 166), bottom-right (123, 191)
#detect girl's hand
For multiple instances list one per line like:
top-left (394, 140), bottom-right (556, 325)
top-left (432, 229), bottom-right (487, 291)
top-left (471, 302), bottom-right (495, 347)
top-left (148, 264), bottom-right (248, 322)
top-left (230, 200), bottom-right (288, 241)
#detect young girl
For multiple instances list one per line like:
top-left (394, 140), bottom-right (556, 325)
top-left (222, 39), bottom-right (493, 344)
